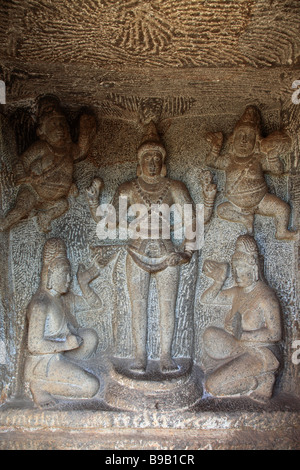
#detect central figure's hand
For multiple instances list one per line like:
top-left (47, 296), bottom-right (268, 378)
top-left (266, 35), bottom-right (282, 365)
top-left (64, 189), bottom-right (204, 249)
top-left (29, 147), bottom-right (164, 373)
top-left (86, 178), bottom-right (104, 203)
top-left (203, 182), bottom-right (217, 200)
top-left (167, 251), bottom-right (192, 267)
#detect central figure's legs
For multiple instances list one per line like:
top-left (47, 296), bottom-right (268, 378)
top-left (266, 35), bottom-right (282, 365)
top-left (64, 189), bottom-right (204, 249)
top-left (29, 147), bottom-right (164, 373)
top-left (156, 265), bottom-right (180, 372)
top-left (126, 254), bottom-right (151, 371)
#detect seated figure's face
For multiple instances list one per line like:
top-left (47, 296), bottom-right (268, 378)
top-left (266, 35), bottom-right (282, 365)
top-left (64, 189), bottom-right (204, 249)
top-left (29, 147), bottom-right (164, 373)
top-left (233, 126), bottom-right (256, 157)
top-left (140, 151), bottom-right (163, 178)
top-left (43, 116), bottom-right (70, 147)
top-left (49, 262), bottom-right (71, 294)
top-left (232, 258), bottom-right (257, 288)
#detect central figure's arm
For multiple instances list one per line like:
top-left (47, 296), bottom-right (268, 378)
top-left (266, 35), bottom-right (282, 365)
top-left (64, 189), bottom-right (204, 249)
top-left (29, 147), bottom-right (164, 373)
top-left (86, 178), bottom-right (104, 222)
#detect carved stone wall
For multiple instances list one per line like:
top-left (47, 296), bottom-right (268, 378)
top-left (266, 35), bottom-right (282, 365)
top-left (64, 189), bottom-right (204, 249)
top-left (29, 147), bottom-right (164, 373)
top-left (0, 0), bottom-right (299, 450)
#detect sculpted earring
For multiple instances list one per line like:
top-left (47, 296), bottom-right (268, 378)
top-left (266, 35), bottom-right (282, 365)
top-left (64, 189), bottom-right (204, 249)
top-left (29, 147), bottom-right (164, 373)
top-left (252, 265), bottom-right (259, 282)
top-left (36, 124), bottom-right (45, 141)
top-left (160, 164), bottom-right (167, 177)
top-left (136, 164), bottom-right (142, 177)
top-left (46, 271), bottom-right (53, 290)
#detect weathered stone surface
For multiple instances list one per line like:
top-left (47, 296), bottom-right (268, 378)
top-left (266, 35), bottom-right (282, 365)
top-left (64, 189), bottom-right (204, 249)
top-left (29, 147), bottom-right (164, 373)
top-left (1, 0), bottom-right (299, 68)
top-left (0, 0), bottom-right (299, 451)
top-left (0, 405), bottom-right (299, 450)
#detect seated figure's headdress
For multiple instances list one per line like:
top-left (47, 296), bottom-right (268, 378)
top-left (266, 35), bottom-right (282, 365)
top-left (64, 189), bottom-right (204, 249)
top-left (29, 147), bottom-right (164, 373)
top-left (42, 238), bottom-right (67, 267)
top-left (232, 234), bottom-right (260, 266)
top-left (41, 238), bottom-right (69, 287)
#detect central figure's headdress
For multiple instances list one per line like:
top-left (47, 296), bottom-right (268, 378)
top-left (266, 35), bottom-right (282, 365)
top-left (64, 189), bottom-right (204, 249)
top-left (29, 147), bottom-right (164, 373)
top-left (137, 121), bottom-right (166, 161)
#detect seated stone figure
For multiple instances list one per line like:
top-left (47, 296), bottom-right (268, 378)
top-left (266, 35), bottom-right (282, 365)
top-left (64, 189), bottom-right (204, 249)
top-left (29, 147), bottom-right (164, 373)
top-left (25, 238), bottom-right (99, 408)
top-left (206, 105), bottom-right (298, 241)
top-left (201, 235), bottom-right (282, 403)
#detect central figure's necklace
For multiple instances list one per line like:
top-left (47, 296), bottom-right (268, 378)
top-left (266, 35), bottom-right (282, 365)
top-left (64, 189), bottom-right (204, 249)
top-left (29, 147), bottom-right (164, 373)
top-left (134, 177), bottom-right (171, 209)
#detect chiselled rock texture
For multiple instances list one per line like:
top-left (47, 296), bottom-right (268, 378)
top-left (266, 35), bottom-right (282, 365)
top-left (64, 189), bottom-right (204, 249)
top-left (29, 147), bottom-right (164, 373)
top-left (1, 0), bottom-right (299, 68)
top-left (0, 0), bottom-right (299, 450)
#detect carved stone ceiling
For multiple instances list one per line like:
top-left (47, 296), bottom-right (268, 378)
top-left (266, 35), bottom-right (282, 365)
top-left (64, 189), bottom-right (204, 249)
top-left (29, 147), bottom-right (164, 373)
top-left (0, 0), bottom-right (299, 126)
top-left (1, 0), bottom-right (299, 68)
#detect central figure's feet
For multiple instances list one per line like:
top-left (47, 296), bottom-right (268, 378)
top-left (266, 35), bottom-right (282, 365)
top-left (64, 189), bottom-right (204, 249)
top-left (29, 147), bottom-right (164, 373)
top-left (129, 356), bottom-right (147, 373)
top-left (160, 355), bottom-right (179, 373)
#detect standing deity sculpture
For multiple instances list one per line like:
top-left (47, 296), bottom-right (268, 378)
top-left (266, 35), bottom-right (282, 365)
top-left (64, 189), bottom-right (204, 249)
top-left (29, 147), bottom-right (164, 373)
top-left (201, 234), bottom-right (282, 403)
top-left (25, 238), bottom-right (99, 408)
top-left (0, 96), bottom-right (96, 233)
top-left (86, 122), bottom-right (217, 373)
top-left (206, 105), bottom-right (298, 241)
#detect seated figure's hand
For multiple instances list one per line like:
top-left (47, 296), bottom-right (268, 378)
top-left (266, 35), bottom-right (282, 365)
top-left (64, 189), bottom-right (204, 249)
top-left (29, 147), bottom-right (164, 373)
top-left (65, 334), bottom-right (83, 350)
top-left (203, 259), bottom-right (228, 283)
top-left (77, 263), bottom-right (99, 285)
top-left (224, 315), bottom-right (235, 335)
top-left (77, 264), bottom-right (90, 286)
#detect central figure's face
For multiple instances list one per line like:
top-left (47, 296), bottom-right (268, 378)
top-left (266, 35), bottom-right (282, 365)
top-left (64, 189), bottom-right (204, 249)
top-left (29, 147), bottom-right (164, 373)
top-left (44, 116), bottom-right (70, 147)
top-left (233, 126), bottom-right (256, 157)
top-left (232, 259), bottom-right (256, 288)
top-left (140, 151), bottom-right (163, 178)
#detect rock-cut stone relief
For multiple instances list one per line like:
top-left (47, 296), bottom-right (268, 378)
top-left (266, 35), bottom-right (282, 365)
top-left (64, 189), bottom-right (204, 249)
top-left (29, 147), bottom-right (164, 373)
top-left (201, 234), bottom-right (282, 403)
top-left (25, 238), bottom-right (100, 408)
top-left (0, 96), bottom-right (96, 233)
top-left (1, 98), bottom-right (295, 411)
top-left (206, 105), bottom-right (298, 241)
top-left (86, 121), bottom-right (217, 375)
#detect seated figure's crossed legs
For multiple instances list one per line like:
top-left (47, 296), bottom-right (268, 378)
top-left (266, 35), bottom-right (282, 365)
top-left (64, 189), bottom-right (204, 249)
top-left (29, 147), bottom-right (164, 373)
top-left (203, 326), bottom-right (279, 401)
top-left (30, 354), bottom-right (99, 408)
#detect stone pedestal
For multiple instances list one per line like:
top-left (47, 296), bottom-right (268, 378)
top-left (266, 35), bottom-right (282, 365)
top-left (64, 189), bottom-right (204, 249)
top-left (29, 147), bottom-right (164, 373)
top-left (104, 358), bottom-right (203, 412)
